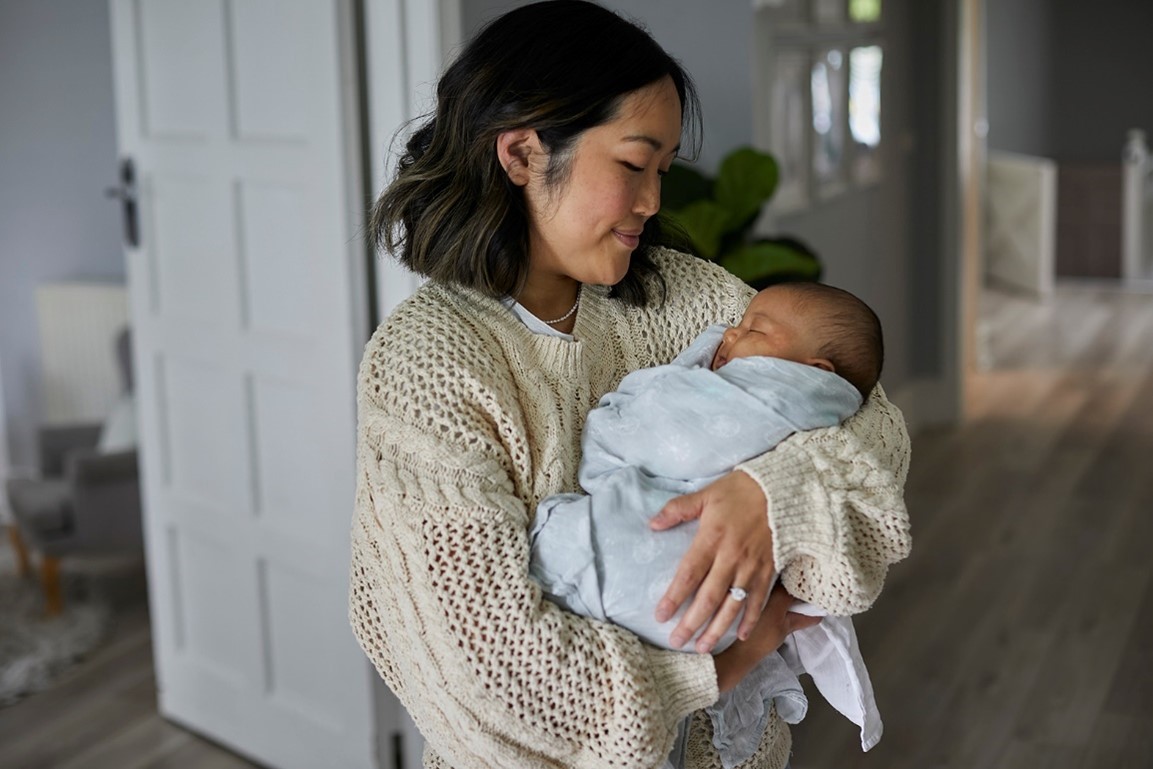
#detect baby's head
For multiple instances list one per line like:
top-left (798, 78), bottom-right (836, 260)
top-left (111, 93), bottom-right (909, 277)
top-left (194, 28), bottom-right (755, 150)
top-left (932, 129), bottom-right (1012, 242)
top-left (711, 282), bottom-right (884, 398)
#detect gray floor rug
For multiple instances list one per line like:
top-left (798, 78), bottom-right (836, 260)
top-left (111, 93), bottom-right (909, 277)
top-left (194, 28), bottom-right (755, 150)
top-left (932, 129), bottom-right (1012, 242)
top-left (0, 549), bottom-right (113, 708)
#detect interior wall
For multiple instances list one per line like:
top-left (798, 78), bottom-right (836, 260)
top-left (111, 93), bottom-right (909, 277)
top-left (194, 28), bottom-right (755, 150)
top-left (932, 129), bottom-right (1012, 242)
top-left (1051, 0), bottom-right (1153, 162)
top-left (985, 0), bottom-right (1052, 156)
top-left (907, 0), bottom-right (950, 381)
top-left (0, 0), bottom-right (124, 469)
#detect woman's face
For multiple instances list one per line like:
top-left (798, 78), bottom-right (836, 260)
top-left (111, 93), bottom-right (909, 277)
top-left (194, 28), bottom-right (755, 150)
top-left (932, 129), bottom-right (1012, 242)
top-left (522, 77), bottom-right (683, 289)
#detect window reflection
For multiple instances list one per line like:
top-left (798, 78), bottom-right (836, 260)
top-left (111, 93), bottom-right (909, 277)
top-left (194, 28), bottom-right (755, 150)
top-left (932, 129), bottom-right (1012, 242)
top-left (850, 45), bottom-right (883, 183)
top-left (850, 46), bottom-right (881, 147)
top-left (811, 49), bottom-right (846, 192)
top-left (769, 49), bottom-right (809, 212)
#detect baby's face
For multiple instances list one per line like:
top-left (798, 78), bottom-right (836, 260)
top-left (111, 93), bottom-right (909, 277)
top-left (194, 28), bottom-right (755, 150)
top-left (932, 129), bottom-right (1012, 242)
top-left (710, 289), bottom-right (824, 371)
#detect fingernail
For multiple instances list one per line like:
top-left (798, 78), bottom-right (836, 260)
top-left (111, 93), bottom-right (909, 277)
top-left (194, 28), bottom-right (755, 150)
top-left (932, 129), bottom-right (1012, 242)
top-left (695, 640), bottom-right (712, 654)
top-left (670, 633), bottom-right (686, 648)
top-left (738, 631), bottom-right (749, 641)
top-left (655, 605), bottom-right (670, 622)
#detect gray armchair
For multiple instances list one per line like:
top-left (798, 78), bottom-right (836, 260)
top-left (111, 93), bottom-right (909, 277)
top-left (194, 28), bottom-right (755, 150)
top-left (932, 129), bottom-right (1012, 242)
top-left (5, 328), bottom-right (143, 615)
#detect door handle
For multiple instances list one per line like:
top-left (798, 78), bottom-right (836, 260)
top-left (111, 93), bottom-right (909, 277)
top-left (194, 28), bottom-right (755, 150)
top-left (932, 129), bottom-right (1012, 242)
top-left (105, 157), bottom-right (139, 248)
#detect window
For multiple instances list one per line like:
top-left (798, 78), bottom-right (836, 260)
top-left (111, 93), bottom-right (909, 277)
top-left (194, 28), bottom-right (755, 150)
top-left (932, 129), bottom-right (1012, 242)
top-left (812, 47), bottom-right (848, 196)
top-left (754, 0), bottom-right (885, 212)
top-left (849, 44), bottom-right (883, 184)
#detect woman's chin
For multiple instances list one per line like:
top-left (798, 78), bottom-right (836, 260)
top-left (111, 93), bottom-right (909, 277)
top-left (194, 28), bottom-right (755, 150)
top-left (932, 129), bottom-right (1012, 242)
top-left (601, 257), bottom-right (634, 286)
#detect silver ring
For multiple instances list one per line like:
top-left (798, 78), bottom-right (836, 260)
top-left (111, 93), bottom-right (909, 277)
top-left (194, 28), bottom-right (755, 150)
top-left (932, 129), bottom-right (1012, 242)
top-left (728, 587), bottom-right (748, 602)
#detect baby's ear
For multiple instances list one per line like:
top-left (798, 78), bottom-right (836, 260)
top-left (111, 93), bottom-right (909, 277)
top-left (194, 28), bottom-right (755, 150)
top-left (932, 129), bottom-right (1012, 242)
top-left (806, 357), bottom-right (836, 373)
top-left (496, 128), bottom-right (542, 187)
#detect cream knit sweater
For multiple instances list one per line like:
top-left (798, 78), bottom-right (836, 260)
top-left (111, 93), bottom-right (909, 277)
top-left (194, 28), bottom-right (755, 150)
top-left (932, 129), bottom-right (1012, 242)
top-left (349, 250), bottom-right (911, 769)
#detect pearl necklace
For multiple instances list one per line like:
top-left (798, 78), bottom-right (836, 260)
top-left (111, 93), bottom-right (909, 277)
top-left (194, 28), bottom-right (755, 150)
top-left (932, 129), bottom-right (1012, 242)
top-left (541, 297), bottom-right (580, 325)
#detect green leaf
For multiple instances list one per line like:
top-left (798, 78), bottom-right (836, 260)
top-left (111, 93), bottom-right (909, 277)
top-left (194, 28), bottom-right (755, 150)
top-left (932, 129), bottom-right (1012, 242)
top-left (719, 240), bottom-right (821, 286)
top-left (665, 200), bottom-right (731, 260)
top-left (660, 162), bottom-right (714, 211)
top-left (714, 147), bottom-right (779, 224)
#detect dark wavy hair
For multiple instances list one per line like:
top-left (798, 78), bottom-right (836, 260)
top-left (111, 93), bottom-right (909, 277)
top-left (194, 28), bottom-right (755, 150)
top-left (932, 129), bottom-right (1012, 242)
top-left (368, 0), bottom-right (701, 307)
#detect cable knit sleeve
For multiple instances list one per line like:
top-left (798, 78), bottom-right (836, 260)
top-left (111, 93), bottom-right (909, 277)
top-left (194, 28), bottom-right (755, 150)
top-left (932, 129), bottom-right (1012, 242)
top-left (735, 385), bottom-right (912, 615)
top-left (348, 297), bottom-right (718, 769)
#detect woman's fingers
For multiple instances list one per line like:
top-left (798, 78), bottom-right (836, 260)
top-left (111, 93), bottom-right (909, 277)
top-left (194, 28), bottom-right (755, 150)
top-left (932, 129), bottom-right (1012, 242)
top-left (654, 522), bottom-right (718, 625)
top-left (669, 559), bottom-right (733, 649)
top-left (649, 488), bottom-right (705, 532)
top-left (737, 576), bottom-right (774, 640)
top-left (692, 569), bottom-right (770, 653)
top-left (655, 472), bottom-right (774, 646)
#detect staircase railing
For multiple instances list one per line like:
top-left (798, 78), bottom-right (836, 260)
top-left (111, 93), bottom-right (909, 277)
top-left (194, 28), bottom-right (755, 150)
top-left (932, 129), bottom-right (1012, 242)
top-left (1122, 129), bottom-right (1153, 282)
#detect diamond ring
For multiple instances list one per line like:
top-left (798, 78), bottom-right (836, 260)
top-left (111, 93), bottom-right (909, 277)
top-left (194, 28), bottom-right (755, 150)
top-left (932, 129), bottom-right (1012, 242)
top-left (728, 586), bottom-right (748, 602)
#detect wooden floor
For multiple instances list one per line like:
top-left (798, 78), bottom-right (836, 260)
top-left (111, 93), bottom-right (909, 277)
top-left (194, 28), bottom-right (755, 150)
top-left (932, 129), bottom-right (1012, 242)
top-left (0, 573), bottom-right (262, 769)
top-left (1, 282), bottom-right (1150, 769)
top-left (793, 282), bottom-right (1153, 768)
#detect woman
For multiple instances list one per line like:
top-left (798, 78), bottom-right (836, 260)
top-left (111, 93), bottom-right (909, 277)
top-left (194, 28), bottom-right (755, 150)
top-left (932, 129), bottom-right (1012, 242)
top-left (349, 2), bottom-right (911, 767)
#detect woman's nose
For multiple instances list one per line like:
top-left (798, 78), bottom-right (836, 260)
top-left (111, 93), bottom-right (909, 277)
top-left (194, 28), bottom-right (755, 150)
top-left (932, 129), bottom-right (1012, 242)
top-left (634, 174), bottom-right (661, 218)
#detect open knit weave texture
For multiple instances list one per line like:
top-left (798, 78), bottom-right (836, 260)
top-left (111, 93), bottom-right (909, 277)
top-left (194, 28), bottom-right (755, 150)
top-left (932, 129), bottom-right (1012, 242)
top-left (349, 250), bottom-right (911, 769)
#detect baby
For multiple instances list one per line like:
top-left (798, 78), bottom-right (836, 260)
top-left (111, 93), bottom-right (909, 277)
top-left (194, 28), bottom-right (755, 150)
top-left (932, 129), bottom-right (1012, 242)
top-left (529, 282), bottom-right (887, 768)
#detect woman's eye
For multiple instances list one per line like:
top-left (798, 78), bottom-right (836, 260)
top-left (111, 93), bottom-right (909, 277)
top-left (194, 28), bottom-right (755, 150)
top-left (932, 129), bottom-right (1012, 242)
top-left (621, 162), bottom-right (644, 173)
top-left (657, 168), bottom-right (669, 177)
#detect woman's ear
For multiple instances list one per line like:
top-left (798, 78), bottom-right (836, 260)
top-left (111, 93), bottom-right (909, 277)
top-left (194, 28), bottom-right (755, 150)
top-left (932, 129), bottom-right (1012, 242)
top-left (496, 128), bottom-right (541, 186)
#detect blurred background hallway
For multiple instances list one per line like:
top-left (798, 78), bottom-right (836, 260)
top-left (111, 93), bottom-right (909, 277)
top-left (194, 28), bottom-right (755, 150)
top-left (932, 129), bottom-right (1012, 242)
top-left (793, 282), bottom-right (1153, 768)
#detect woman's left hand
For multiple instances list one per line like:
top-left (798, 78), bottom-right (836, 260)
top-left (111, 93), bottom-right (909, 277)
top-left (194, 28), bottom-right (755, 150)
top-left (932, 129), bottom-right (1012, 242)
top-left (650, 470), bottom-right (775, 652)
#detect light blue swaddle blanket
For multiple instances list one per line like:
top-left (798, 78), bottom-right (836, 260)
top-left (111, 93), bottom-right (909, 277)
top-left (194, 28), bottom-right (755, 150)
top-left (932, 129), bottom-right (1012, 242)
top-left (529, 325), bottom-right (863, 768)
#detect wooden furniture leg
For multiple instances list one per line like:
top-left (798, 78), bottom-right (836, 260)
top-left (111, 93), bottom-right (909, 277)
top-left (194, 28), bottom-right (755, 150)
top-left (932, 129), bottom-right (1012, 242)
top-left (7, 524), bottom-right (32, 577)
top-left (40, 555), bottom-right (63, 616)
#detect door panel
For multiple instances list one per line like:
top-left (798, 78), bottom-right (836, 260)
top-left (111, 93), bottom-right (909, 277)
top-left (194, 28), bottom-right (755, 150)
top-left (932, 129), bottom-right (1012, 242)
top-left (110, 1), bottom-right (377, 767)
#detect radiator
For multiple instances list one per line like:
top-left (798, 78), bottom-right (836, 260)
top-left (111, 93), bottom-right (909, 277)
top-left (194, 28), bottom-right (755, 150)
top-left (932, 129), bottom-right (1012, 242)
top-left (35, 283), bottom-right (130, 426)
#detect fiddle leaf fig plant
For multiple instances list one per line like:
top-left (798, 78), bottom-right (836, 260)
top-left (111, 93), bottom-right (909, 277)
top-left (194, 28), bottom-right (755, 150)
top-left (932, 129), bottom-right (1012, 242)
top-left (661, 146), bottom-right (821, 288)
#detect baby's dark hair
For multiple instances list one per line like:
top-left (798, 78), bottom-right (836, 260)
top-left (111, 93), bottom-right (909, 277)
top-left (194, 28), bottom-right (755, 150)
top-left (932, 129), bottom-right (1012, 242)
top-left (775, 282), bottom-right (884, 398)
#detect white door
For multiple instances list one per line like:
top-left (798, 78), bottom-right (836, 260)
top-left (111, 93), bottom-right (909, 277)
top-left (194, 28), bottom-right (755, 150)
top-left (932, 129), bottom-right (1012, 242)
top-left (109, 2), bottom-right (377, 767)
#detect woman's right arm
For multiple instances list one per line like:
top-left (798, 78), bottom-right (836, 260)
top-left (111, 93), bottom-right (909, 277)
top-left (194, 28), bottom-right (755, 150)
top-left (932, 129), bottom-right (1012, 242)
top-left (348, 328), bottom-right (718, 769)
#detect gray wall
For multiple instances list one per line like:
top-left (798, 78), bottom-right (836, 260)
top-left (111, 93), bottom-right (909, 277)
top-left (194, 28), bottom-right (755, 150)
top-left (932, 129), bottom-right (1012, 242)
top-left (987, 0), bottom-right (1153, 162)
top-left (0, 0), bottom-right (124, 468)
top-left (1050, 0), bottom-right (1153, 162)
top-left (906, 0), bottom-right (952, 381)
top-left (986, 0), bottom-right (1053, 156)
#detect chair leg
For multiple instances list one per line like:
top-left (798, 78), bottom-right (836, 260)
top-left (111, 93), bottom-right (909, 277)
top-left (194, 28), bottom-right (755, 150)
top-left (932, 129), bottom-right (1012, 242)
top-left (7, 524), bottom-right (32, 577)
top-left (40, 555), bottom-right (63, 616)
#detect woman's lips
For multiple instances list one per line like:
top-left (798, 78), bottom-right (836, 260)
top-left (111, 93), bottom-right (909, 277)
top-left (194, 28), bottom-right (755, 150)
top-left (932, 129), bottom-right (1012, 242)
top-left (613, 230), bottom-right (641, 249)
